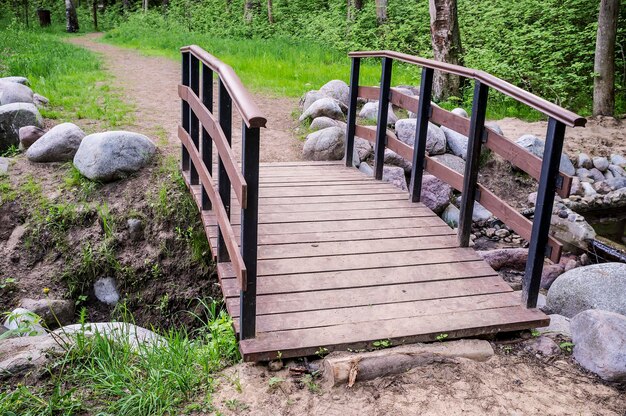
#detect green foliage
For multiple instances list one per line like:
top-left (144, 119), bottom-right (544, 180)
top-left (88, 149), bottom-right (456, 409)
top-left (0, 20), bottom-right (133, 126)
top-left (0, 145), bottom-right (20, 158)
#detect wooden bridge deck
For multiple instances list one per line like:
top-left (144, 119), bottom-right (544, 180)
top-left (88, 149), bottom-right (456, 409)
top-left (183, 161), bottom-right (549, 362)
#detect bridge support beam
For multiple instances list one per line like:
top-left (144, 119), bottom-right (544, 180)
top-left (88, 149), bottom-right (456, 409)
top-left (409, 67), bottom-right (434, 202)
top-left (374, 57), bottom-right (393, 180)
top-left (217, 79), bottom-right (232, 263)
top-left (345, 57), bottom-right (360, 168)
top-left (181, 52), bottom-right (190, 172)
top-left (201, 63), bottom-right (213, 211)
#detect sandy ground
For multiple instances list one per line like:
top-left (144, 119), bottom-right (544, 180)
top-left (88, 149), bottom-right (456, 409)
top-left (58, 35), bottom-right (626, 415)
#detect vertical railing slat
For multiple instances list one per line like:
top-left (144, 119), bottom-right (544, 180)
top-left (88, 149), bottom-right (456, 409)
top-left (373, 57), bottom-right (393, 180)
top-left (523, 118), bottom-right (566, 308)
top-left (345, 57), bottom-right (360, 167)
top-left (201, 64), bottom-right (213, 210)
top-left (409, 67), bottom-right (434, 202)
top-left (240, 122), bottom-right (260, 340)
top-left (458, 80), bottom-right (489, 247)
top-left (181, 52), bottom-right (190, 172)
top-left (217, 78), bottom-right (232, 263)
top-left (189, 55), bottom-right (200, 186)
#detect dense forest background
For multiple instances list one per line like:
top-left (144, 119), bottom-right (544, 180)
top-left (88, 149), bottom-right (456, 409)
top-left (2, 0), bottom-right (625, 114)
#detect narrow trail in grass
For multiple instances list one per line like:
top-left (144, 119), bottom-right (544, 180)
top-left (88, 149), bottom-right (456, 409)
top-left (67, 33), bottom-right (303, 162)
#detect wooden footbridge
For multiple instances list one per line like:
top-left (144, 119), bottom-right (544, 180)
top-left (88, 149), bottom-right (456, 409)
top-left (178, 46), bottom-right (585, 361)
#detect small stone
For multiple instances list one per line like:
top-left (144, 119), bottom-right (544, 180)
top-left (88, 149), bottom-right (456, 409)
top-left (608, 164), bottom-right (625, 178)
top-left (494, 229), bottom-right (509, 238)
top-left (592, 156), bottom-right (610, 172)
top-left (537, 314), bottom-right (572, 338)
top-left (0, 80), bottom-right (34, 105)
top-left (588, 168), bottom-right (605, 182)
top-left (359, 162), bottom-right (373, 176)
top-left (300, 98), bottom-right (344, 122)
top-left (18, 125), bottom-right (45, 148)
top-left (577, 153), bottom-right (592, 169)
top-left (0, 76), bottom-right (29, 85)
top-left (485, 228), bottom-right (496, 238)
top-left (19, 298), bottom-right (75, 327)
top-left (451, 107), bottom-right (468, 118)
top-left (268, 360), bottom-right (283, 371)
top-left (540, 264), bottom-right (564, 289)
top-left (477, 248), bottom-right (528, 271)
top-left (485, 122), bottom-right (503, 136)
top-left (581, 182), bottom-right (596, 196)
top-left (524, 336), bottom-right (561, 356)
top-left (0, 157), bottom-right (9, 174)
top-left (384, 148), bottom-right (412, 173)
top-left (359, 101), bottom-right (398, 125)
top-left (127, 218), bottom-right (144, 241)
top-left (382, 165), bottom-right (407, 191)
top-left (33, 93), bottom-right (49, 108)
top-left (593, 180), bottom-right (612, 194)
top-left (94, 277), bottom-right (120, 305)
top-left (609, 153), bottom-right (626, 167)
top-left (441, 204), bottom-right (460, 227)
top-left (309, 116), bottom-right (345, 131)
top-left (564, 259), bottom-right (578, 272)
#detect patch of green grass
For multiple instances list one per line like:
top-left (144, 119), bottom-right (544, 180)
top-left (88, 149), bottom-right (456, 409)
top-left (0, 20), bottom-right (133, 127)
top-left (0, 176), bottom-right (17, 203)
top-left (0, 145), bottom-right (20, 158)
top-left (0, 301), bottom-right (240, 415)
top-left (102, 12), bottom-right (421, 98)
top-left (63, 164), bottom-right (99, 199)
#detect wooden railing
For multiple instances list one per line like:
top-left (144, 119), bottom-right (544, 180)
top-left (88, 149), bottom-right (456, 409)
top-left (345, 50), bottom-right (586, 309)
top-left (179, 45), bottom-right (266, 340)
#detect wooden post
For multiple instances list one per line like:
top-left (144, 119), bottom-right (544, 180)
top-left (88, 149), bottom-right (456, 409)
top-left (458, 80), bottom-right (488, 247)
top-left (217, 78), bottom-right (232, 263)
top-left (201, 63), bottom-right (213, 211)
top-left (240, 122), bottom-right (260, 340)
top-left (409, 67), bottom-right (434, 202)
top-left (181, 52), bottom-right (190, 173)
top-left (189, 55), bottom-right (200, 186)
top-left (523, 118), bottom-right (566, 308)
top-left (345, 57), bottom-right (361, 167)
top-left (374, 57), bottom-right (393, 180)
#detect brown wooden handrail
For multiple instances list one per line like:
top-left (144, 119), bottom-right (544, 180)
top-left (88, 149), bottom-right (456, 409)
top-left (348, 50), bottom-right (586, 128)
top-left (181, 45), bottom-right (267, 128)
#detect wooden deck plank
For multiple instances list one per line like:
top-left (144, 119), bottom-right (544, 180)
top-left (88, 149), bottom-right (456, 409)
top-left (259, 185), bottom-right (406, 198)
top-left (239, 306), bottom-right (549, 361)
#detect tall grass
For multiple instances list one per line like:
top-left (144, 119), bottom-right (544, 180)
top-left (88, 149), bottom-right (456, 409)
top-left (103, 12), bottom-right (422, 98)
top-left (0, 20), bottom-right (133, 127)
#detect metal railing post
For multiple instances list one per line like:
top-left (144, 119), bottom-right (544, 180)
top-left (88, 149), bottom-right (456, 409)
top-left (523, 118), bottom-right (566, 308)
top-left (374, 57), bottom-right (393, 180)
top-left (409, 67), bottom-right (434, 202)
top-left (189, 55), bottom-right (200, 186)
top-left (240, 122), bottom-right (260, 340)
top-left (217, 78), bottom-right (232, 263)
top-left (458, 80), bottom-right (489, 247)
top-left (201, 63), bottom-right (213, 210)
top-left (181, 52), bottom-right (190, 172)
top-left (345, 57), bottom-right (360, 167)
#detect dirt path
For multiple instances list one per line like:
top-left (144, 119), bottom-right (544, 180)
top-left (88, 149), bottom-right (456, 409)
top-left (67, 33), bottom-right (303, 162)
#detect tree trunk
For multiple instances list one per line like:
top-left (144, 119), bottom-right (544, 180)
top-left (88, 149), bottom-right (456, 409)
top-left (92, 0), bottom-right (98, 31)
top-left (244, 0), bottom-right (255, 22)
top-left (267, 0), bottom-right (273, 23)
top-left (375, 0), bottom-right (387, 24)
top-left (428, 0), bottom-right (463, 101)
top-left (65, 0), bottom-right (79, 33)
top-left (122, 0), bottom-right (129, 11)
top-left (593, 0), bottom-right (620, 116)
top-left (347, 0), bottom-right (362, 20)
top-left (142, 0), bottom-right (148, 12)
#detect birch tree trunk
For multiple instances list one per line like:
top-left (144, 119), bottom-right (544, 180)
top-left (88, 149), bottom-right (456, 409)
top-left (428, 0), bottom-right (463, 101)
top-left (267, 0), bottom-right (273, 23)
top-left (593, 0), bottom-right (620, 116)
top-left (375, 0), bottom-right (387, 24)
top-left (65, 0), bottom-right (79, 33)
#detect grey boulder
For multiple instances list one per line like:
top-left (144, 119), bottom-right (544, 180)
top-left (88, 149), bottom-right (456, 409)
top-left (442, 126), bottom-right (469, 159)
top-left (0, 157), bottom-right (8, 174)
top-left (477, 248), bottom-right (528, 271)
top-left (0, 81), bottom-right (34, 105)
top-left (302, 126), bottom-right (345, 161)
top-left (384, 149), bottom-right (412, 173)
top-left (592, 156), bottom-right (609, 172)
top-left (537, 314), bottom-right (572, 338)
top-left (319, 80), bottom-right (350, 107)
top-left (0, 103), bottom-right (43, 151)
top-left (359, 102), bottom-right (398, 125)
top-left (0, 335), bottom-right (62, 380)
top-left (73, 131), bottom-right (156, 182)
top-left (0, 76), bottom-right (29, 85)
top-left (395, 119), bottom-right (446, 155)
top-left (19, 298), bottom-right (75, 327)
top-left (577, 153), bottom-right (592, 169)
top-left (431, 153), bottom-right (465, 174)
top-left (441, 204), bottom-right (460, 227)
top-left (382, 165), bottom-right (408, 191)
top-left (300, 97), bottom-right (344, 122)
top-left (546, 262), bottom-right (626, 318)
top-left (301, 90), bottom-right (326, 112)
top-left (420, 174), bottom-right (452, 214)
top-left (515, 135), bottom-right (576, 176)
top-left (451, 107), bottom-right (468, 118)
top-left (610, 153), bottom-right (626, 167)
top-left (33, 93), bottom-right (49, 108)
top-left (18, 125), bottom-right (45, 148)
top-left (26, 122), bottom-right (85, 162)
top-left (310, 116), bottom-right (345, 131)
top-left (571, 309), bottom-right (626, 382)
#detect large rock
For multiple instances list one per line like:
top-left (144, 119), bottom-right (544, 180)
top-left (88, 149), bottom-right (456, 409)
top-left (18, 125), bottom-right (45, 148)
top-left (359, 102), bottom-right (398, 125)
top-left (33, 93), bottom-right (49, 108)
top-left (550, 214), bottom-right (596, 250)
top-left (451, 107), bottom-right (468, 118)
top-left (571, 310), bottom-right (626, 382)
top-left (319, 80), bottom-right (350, 107)
top-left (420, 174), bottom-right (452, 214)
top-left (303, 126), bottom-right (345, 161)
top-left (477, 248), bottom-right (528, 271)
top-left (610, 153), bottom-right (626, 167)
top-left (0, 103), bottom-right (43, 151)
top-left (592, 156), bottom-right (609, 172)
top-left (0, 157), bottom-right (8, 174)
top-left (0, 334), bottom-right (62, 380)
top-left (300, 97), bottom-right (344, 122)
top-left (19, 298), bottom-right (75, 327)
top-left (310, 116), bottom-right (345, 131)
top-left (382, 165), bottom-right (408, 191)
top-left (537, 314), bottom-right (572, 338)
top-left (301, 90), bottom-right (326, 112)
top-left (354, 137), bottom-right (373, 161)
top-left (0, 76), bottom-right (29, 85)
top-left (441, 204), bottom-right (460, 227)
top-left (0, 81), bottom-right (34, 105)
top-left (431, 153), bottom-right (465, 174)
top-left (26, 123), bottom-right (85, 163)
top-left (395, 119), bottom-right (446, 155)
top-left (55, 322), bottom-right (165, 349)
top-left (515, 135), bottom-right (576, 176)
top-left (384, 149), bottom-right (412, 173)
top-left (546, 263), bottom-right (626, 318)
top-left (441, 126), bottom-right (469, 159)
top-left (73, 131), bottom-right (156, 182)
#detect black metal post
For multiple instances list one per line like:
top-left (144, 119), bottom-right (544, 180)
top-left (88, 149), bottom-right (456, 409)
top-left (201, 64), bottom-right (213, 211)
top-left (181, 52), bottom-right (190, 172)
top-left (240, 122), bottom-right (260, 340)
top-left (458, 80), bottom-right (489, 247)
top-left (345, 57), bottom-right (360, 167)
top-left (374, 57), bottom-right (393, 180)
top-left (522, 118), bottom-right (566, 308)
top-left (217, 79), bottom-right (232, 263)
top-left (409, 67), bottom-right (434, 202)
top-left (189, 55), bottom-right (200, 186)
